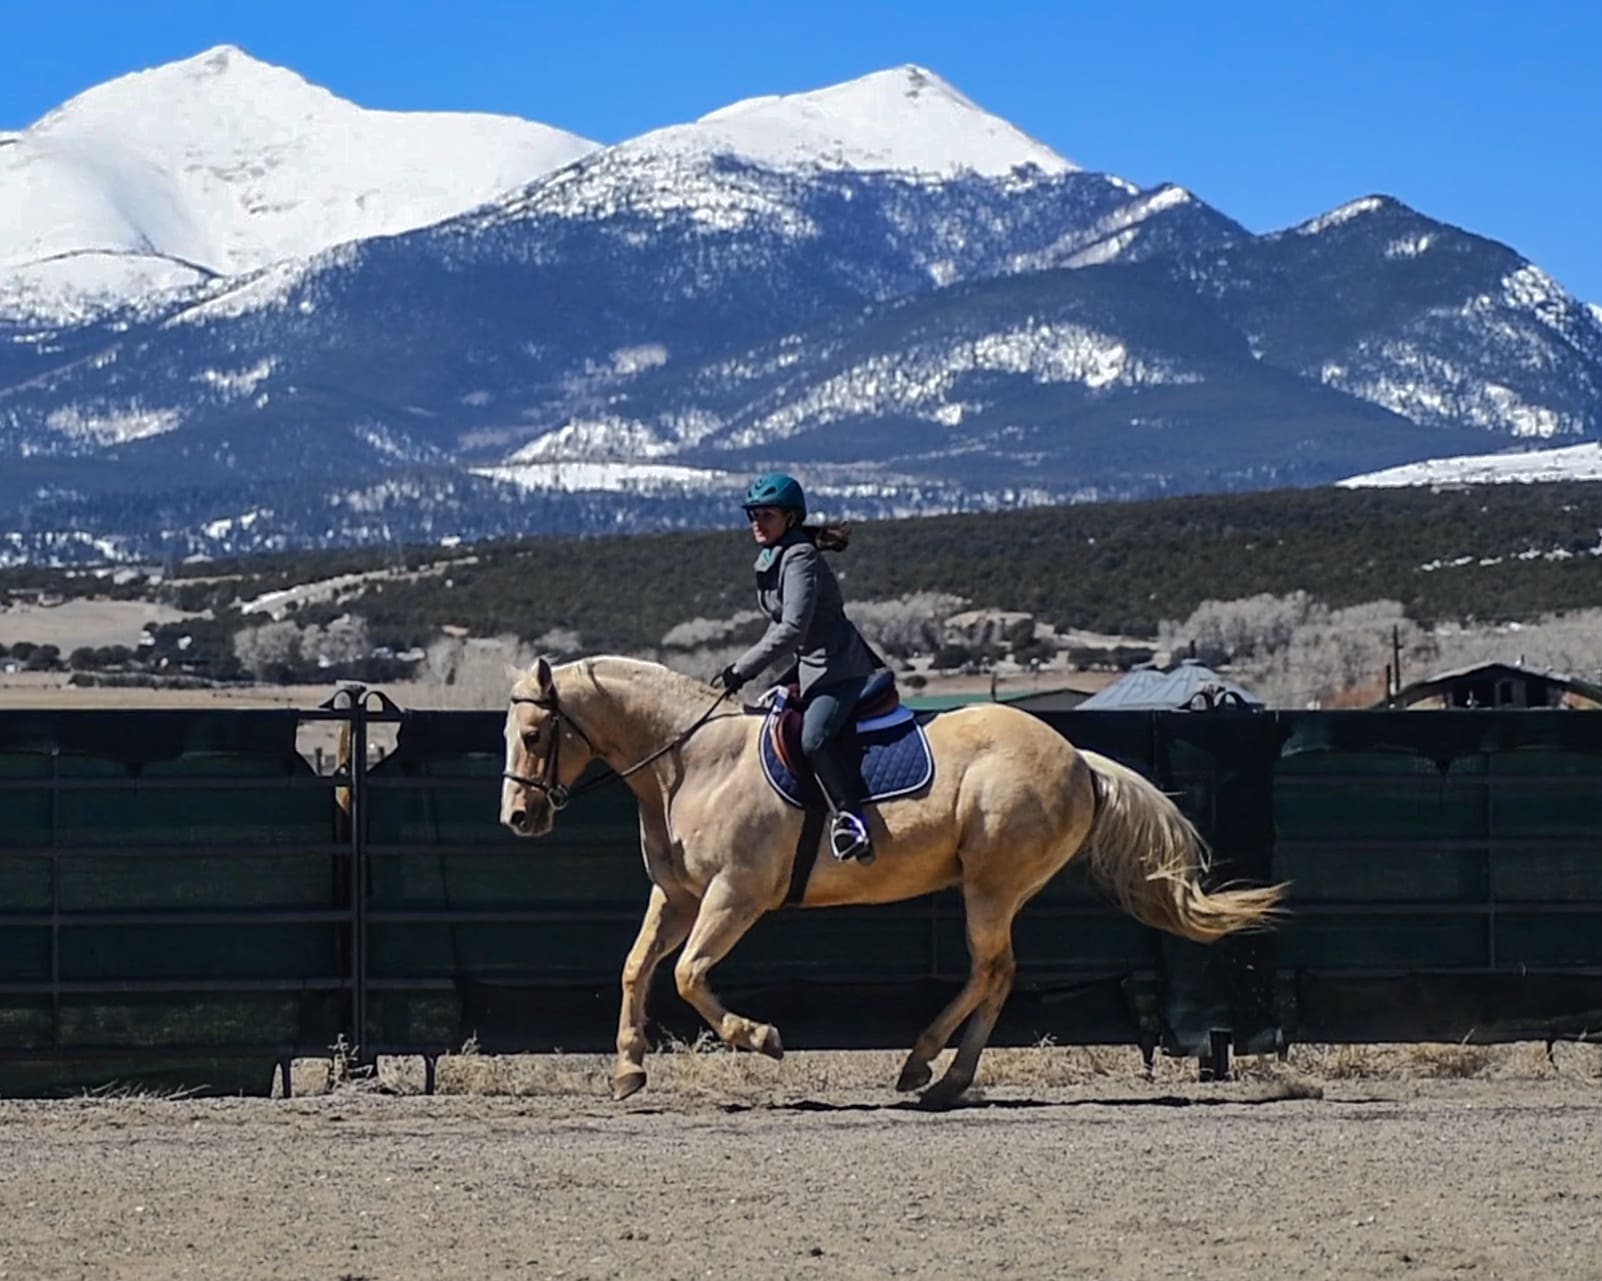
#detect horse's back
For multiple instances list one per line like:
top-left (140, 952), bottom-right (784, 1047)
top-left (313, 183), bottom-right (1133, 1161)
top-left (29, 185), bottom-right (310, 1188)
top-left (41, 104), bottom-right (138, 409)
top-left (925, 700), bottom-right (1078, 763)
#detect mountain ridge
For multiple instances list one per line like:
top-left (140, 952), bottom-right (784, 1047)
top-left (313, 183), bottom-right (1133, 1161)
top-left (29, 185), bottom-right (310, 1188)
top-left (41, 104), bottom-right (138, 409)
top-left (3, 51), bottom-right (1601, 565)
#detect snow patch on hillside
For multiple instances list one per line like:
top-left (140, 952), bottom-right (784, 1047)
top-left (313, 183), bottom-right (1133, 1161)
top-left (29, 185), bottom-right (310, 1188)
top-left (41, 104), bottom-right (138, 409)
top-left (194, 358), bottom-right (274, 398)
top-left (1295, 196), bottom-right (1385, 236)
top-left (473, 459), bottom-right (740, 494)
top-left (1385, 234), bottom-right (1433, 258)
top-left (44, 402), bottom-right (180, 447)
top-left (1340, 440), bottom-right (1602, 487)
top-left (724, 321), bottom-right (1198, 446)
top-left (1321, 343), bottom-right (1579, 438)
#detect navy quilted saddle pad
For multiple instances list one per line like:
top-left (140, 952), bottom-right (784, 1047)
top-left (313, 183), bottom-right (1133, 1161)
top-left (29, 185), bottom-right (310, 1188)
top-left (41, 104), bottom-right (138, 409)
top-left (757, 677), bottom-right (934, 810)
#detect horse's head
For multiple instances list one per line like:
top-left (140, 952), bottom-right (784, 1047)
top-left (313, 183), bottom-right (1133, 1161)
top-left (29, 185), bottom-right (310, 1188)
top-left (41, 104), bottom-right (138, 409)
top-left (500, 657), bottom-right (596, 837)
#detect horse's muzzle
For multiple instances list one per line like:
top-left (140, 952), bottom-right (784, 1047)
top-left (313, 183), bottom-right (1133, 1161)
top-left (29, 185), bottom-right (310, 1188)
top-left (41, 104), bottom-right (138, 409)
top-left (501, 796), bottom-right (554, 838)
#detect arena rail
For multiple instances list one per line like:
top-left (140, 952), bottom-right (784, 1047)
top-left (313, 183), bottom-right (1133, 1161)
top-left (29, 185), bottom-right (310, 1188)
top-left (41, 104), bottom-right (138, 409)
top-left (1, 689), bottom-right (1599, 1095)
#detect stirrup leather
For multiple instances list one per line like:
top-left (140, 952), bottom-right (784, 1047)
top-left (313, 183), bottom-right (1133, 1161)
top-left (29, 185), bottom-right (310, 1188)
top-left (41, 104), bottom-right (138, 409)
top-left (829, 810), bottom-right (873, 862)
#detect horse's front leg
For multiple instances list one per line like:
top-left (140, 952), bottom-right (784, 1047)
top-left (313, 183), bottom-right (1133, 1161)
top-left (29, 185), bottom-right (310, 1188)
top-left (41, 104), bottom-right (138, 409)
top-left (673, 873), bottom-right (783, 1059)
top-left (613, 883), bottom-right (697, 1100)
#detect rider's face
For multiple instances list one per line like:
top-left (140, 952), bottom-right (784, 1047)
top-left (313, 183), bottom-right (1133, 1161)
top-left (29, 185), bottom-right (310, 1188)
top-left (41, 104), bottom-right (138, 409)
top-left (746, 506), bottom-right (788, 546)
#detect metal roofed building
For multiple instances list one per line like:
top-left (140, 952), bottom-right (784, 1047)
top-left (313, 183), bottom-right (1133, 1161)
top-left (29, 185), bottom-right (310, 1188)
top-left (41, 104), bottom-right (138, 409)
top-left (1075, 659), bottom-right (1264, 711)
top-left (1380, 661), bottom-right (1602, 710)
top-left (903, 685), bottom-right (1093, 712)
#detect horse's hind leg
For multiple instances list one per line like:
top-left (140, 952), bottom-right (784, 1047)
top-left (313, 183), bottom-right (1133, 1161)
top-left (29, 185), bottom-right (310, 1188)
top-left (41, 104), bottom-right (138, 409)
top-left (673, 874), bottom-right (784, 1058)
top-left (613, 884), bottom-right (697, 1101)
top-left (898, 889), bottom-right (1021, 1110)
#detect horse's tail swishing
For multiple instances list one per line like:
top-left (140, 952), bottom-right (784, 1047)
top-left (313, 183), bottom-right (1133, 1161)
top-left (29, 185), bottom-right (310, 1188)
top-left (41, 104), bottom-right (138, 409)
top-left (1078, 749), bottom-right (1287, 942)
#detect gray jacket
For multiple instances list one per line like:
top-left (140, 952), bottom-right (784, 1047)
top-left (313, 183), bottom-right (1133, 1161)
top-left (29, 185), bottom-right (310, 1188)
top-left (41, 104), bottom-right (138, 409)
top-left (731, 529), bottom-right (880, 696)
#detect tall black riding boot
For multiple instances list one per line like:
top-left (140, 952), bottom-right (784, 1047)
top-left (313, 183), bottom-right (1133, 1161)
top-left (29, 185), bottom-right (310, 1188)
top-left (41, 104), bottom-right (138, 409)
top-left (806, 738), bottom-right (874, 865)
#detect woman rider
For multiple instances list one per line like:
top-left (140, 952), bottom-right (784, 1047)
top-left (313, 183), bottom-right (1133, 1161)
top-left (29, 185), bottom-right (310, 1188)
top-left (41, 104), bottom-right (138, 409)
top-left (713, 473), bottom-right (884, 864)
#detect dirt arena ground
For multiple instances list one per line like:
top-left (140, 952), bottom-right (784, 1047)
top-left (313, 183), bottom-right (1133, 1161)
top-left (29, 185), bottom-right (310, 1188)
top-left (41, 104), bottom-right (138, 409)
top-left (2, 1044), bottom-right (1599, 1281)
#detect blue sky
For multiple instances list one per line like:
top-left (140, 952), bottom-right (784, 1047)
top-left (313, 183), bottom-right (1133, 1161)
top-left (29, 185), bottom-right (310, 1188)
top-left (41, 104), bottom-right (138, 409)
top-left (6, 0), bottom-right (1600, 301)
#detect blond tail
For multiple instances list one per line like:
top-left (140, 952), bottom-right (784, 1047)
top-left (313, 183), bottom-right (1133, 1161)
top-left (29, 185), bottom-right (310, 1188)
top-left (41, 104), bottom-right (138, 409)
top-left (1078, 749), bottom-right (1287, 942)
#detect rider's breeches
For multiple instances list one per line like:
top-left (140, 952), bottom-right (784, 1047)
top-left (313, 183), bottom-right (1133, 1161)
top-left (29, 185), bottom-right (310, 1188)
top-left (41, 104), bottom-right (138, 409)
top-left (801, 677), bottom-right (869, 812)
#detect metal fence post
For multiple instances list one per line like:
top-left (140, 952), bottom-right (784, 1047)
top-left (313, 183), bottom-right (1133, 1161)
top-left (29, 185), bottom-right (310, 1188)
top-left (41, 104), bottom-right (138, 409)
top-left (323, 681), bottom-right (371, 1066)
top-left (346, 683), bottom-right (371, 1067)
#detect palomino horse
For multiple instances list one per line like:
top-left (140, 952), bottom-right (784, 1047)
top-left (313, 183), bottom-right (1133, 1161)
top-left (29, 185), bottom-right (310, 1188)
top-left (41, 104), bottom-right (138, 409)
top-left (500, 655), bottom-right (1285, 1109)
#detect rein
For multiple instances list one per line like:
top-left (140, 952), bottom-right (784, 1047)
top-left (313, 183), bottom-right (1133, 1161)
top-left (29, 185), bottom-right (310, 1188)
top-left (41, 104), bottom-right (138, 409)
top-left (502, 686), bottom-right (731, 810)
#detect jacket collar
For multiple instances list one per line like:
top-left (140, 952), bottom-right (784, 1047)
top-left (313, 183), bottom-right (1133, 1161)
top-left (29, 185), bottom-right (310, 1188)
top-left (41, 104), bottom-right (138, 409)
top-left (753, 526), bottom-right (807, 572)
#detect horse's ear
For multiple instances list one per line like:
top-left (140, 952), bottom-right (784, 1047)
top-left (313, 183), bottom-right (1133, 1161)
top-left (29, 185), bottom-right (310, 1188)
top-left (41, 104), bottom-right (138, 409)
top-left (531, 656), bottom-right (554, 695)
top-left (504, 662), bottom-right (525, 684)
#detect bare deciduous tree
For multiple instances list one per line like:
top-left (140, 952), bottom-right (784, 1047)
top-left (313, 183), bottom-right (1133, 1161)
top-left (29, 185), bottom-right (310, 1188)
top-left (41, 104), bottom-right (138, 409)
top-left (232, 619), bottom-right (302, 677)
top-left (851, 592), bottom-right (969, 659)
top-left (661, 612), bottom-right (763, 650)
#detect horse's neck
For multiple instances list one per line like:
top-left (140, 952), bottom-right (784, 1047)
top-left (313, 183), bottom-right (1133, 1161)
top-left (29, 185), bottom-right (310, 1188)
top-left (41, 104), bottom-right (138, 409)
top-left (557, 658), bottom-right (713, 768)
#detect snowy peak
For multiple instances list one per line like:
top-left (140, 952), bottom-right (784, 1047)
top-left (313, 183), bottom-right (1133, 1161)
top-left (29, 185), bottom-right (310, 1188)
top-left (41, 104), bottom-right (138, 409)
top-left (35, 43), bottom-right (333, 128)
top-left (0, 44), bottom-right (599, 316)
top-left (1290, 194), bottom-right (1399, 237)
top-left (628, 64), bottom-right (1074, 177)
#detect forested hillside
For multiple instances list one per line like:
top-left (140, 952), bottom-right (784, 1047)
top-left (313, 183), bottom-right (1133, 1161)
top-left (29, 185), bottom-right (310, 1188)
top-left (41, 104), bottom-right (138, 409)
top-left (8, 483), bottom-right (1602, 664)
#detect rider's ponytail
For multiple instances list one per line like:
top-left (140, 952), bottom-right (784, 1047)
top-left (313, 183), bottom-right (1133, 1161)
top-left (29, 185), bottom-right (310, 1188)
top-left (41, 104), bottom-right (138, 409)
top-left (805, 521), bottom-right (851, 552)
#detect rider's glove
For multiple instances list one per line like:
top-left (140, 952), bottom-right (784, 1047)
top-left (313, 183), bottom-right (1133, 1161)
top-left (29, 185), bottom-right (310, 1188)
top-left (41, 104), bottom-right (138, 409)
top-left (713, 665), bottom-right (747, 694)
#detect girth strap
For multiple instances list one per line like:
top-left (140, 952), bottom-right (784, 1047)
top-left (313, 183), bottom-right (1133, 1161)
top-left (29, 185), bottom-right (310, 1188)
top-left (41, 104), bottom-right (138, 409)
top-left (785, 806), bottom-right (828, 906)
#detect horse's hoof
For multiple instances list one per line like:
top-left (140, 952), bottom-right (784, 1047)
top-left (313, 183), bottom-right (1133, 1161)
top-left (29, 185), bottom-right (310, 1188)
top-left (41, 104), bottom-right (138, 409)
top-left (755, 1025), bottom-right (785, 1060)
top-left (917, 1079), bottom-right (968, 1111)
top-left (611, 1070), bottom-right (647, 1101)
top-left (895, 1060), bottom-right (932, 1093)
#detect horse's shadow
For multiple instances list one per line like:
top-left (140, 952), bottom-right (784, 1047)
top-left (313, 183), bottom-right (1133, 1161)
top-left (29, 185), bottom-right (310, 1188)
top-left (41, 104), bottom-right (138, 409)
top-left (638, 1084), bottom-right (1341, 1115)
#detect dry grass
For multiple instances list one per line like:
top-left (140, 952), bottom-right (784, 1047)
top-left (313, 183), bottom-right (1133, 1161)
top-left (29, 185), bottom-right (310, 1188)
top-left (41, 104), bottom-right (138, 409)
top-left (1277, 1040), bottom-right (1594, 1080)
top-left (0, 598), bottom-right (197, 650)
top-left (278, 1038), bottom-right (1602, 1100)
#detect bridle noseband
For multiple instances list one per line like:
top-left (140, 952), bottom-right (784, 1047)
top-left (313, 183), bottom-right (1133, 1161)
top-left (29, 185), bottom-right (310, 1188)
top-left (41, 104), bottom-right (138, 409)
top-left (502, 683), bottom-right (729, 814)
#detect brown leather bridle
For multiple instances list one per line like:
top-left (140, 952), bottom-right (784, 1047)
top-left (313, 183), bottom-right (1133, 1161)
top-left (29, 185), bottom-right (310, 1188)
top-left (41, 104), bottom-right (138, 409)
top-left (502, 685), bottom-right (730, 813)
top-left (502, 692), bottom-right (589, 811)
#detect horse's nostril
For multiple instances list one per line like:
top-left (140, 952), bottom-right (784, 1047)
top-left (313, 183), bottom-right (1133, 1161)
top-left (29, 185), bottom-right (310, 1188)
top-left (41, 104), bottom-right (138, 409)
top-left (510, 809), bottom-right (529, 831)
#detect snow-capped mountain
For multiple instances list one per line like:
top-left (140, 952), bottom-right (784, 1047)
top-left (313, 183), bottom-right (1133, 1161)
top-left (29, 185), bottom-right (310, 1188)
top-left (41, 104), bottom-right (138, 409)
top-left (0, 137), bottom-right (1241, 470)
top-left (0, 45), bottom-right (597, 321)
top-left (489, 254), bottom-right (1502, 499)
top-left (1174, 196), bottom-right (1602, 440)
top-left (3, 51), bottom-right (1602, 564)
top-left (625, 64), bottom-right (1073, 177)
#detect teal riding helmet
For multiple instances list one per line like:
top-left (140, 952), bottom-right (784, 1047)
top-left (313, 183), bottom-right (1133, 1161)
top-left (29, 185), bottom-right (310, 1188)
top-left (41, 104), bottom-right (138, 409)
top-left (743, 472), bottom-right (807, 520)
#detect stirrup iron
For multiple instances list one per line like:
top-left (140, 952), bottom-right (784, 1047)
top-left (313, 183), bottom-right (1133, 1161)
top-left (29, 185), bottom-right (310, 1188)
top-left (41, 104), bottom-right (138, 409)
top-left (829, 811), bottom-right (874, 864)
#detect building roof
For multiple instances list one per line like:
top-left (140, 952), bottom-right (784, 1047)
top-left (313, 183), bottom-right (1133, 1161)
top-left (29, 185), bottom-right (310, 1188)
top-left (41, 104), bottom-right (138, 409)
top-left (904, 686), bottom-right (1075, 712)
top-left (1386, 661), bottom-right (1602, 708)
top-left (1076, 660), bottom-right (1263, 711)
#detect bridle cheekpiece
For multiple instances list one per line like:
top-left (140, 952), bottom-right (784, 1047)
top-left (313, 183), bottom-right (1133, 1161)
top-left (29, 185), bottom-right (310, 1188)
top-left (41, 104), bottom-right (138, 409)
top-left (502, 691), bottom-right (590, 812)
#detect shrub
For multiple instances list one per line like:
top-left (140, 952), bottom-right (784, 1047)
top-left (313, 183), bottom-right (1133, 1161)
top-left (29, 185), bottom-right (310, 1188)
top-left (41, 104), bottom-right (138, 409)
top-left (24, 644), bottom-right (61, 671)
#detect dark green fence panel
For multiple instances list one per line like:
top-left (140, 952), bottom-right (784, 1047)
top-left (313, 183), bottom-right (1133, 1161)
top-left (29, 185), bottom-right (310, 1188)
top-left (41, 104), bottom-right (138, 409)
top-left (1036, 710), bottom-right (1286, 1056)
top-left (6, 697), bottom-right (1602, 1097)
top-left (1273, 710), bottom-right (1602, 1041)
top-left (0, 710), bottom-right (349, 1096)
top-left (364, 710), bottom-right (643, 1052)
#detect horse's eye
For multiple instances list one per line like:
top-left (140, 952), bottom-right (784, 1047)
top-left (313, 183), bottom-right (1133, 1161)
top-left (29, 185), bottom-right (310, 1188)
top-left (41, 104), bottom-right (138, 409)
top-left (522, 729), bottom-right (540, 748)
